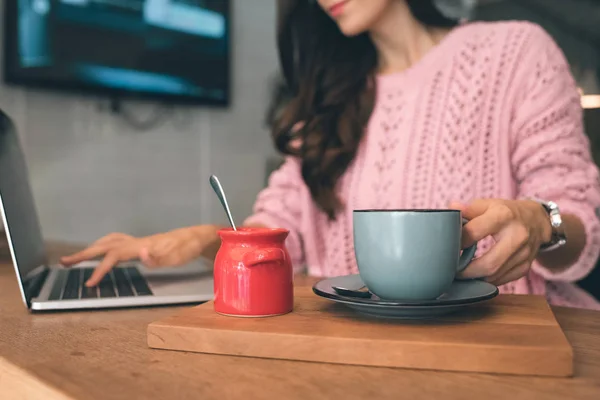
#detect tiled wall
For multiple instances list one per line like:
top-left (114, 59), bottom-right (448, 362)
top-left (0, 0), bottom-right (279, 243)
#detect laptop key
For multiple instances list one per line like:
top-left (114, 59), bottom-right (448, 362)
top-left (113, 268), bottom-right (134, 297)
top-left (49, 270), bottom-right (68, 301)
top-left (99, 273), bottom-right (116, 298)
top-left (81, 268), bottom-right (102, 299)
top-left (82, 267), bottom-right (94, 284)
top-left (62, 269), bottom-right (81, 300)
top-left (81, 285), bottom-right (98, 299)
top-left (125, 267), bottom-right (153, 296)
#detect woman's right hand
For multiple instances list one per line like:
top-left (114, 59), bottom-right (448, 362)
top-left (60, 225), bottom-right (220, 287)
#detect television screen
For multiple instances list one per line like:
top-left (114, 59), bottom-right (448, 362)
top-left (3, 0), bottom-right (230, 105)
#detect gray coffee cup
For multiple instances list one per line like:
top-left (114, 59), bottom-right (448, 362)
top-left (353, 209), bottom-right (477, 301)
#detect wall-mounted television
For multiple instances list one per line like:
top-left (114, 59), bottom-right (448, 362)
top-left (3, 0), bottom-right (230, 106)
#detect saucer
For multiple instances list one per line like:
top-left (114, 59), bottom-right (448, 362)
top-left (312, 274), bottom-right (498, 319)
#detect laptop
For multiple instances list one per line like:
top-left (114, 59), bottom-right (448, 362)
top-left (0, 110), bottom-right (214, 311)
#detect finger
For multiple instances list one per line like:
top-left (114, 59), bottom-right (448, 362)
top-left (60, 245), bottom-right (109, 266)
top-left (461, 209), bottom-right (510, 248)
top-left (459, 199), bottom-right (494, 220)
top-left (92, 233), bottom-right (130, 246)
top-left (484, 244), bottom-right (531, 283)
top-left (61, 234), bottom-right (130, 265)
top-left (449, 201), bottom-right (466, 211)
top-left (488, 262), bottom-right (531, 286)
top-left (459, 234), bottom-right (525, 279)
top-left (85, 252), bottom-right (120, 287)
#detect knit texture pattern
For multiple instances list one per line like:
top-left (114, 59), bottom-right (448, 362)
top-left (246, 21), bottom-right (600, 309)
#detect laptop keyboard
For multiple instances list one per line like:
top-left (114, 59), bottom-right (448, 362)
top-left (49, 266), bottom-right (153, 301)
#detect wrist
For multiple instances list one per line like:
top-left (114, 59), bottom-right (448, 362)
top-left (189, 225), bottom-right (222, 260)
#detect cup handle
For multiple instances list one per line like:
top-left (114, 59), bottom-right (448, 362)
top-left (457, 218), bottom-right (477, 273)
top-left (243, 248), bottom-right (285, 267)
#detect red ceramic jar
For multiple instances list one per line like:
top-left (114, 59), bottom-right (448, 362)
top-left (214, 227), bottom-right (293, 317)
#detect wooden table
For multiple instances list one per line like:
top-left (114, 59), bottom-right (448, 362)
top-left (1, 244), bottom-right (600, 400)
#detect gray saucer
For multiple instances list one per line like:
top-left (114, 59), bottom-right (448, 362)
top-left (312, 274), bottom-right (498, 319)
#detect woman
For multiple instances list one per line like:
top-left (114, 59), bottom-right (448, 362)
top-left (63, 0), bottom-right (600, 309)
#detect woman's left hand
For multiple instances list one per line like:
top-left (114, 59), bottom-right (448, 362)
top-left (450, 199), bottom-right (553, 286)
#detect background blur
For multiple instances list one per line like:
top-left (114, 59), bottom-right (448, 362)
top-left (0, 0), bottom-right (278, 243)
top-left (0, 0), bottom-right (598, 245)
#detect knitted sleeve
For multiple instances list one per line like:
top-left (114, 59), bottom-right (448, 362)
top-left (244, 156), bottom-right (305, 267)
top-left (510, 24), bottom-right (600, 282)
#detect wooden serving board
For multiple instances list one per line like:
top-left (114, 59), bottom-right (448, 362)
top-left (147, 287), bottom-right (573, 377)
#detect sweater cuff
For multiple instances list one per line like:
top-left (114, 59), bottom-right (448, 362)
top-left (532, 200), bottom-right (600, 282)
top-left (243, 213), bottom-right (305, 273)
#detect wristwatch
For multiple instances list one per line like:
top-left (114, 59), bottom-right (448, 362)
top-left (534, 199), bottom-right (567, 252)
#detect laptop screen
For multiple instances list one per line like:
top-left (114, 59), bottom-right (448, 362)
top-left (0, 111), bottom-right (47, 306)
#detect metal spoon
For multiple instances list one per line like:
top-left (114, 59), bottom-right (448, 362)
top-left (332, 285), bottom-right (372, 299)
top-left (209, 175), bottom-right (237, 231)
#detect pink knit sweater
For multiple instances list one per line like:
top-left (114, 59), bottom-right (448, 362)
top-left (246, 21), bottom-right (600, 310)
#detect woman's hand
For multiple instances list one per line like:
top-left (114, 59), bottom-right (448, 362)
top-left (450, 199), bottom-right (552, 286)
top-left (60, 225), bottom-right (220, 287)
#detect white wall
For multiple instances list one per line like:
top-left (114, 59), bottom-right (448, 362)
top-left (0, 0), bottom-right (279, 243)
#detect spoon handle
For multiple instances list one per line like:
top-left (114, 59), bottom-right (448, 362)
top-left (209, 175), bottom-right (237, 231)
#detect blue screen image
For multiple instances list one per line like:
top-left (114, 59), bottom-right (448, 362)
top-left (11, 0), bottom-right (229, 103)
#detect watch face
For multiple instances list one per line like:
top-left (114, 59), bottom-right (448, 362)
top-left (535, 199), bottom-right (566, 251)
top-left (546, 200), bottom-right (559, 210)
top-left (550, 213), bottom-right (562, 228)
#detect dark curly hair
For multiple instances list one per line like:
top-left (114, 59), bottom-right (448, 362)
top-left (269, 0), bottom-right (458, 219)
